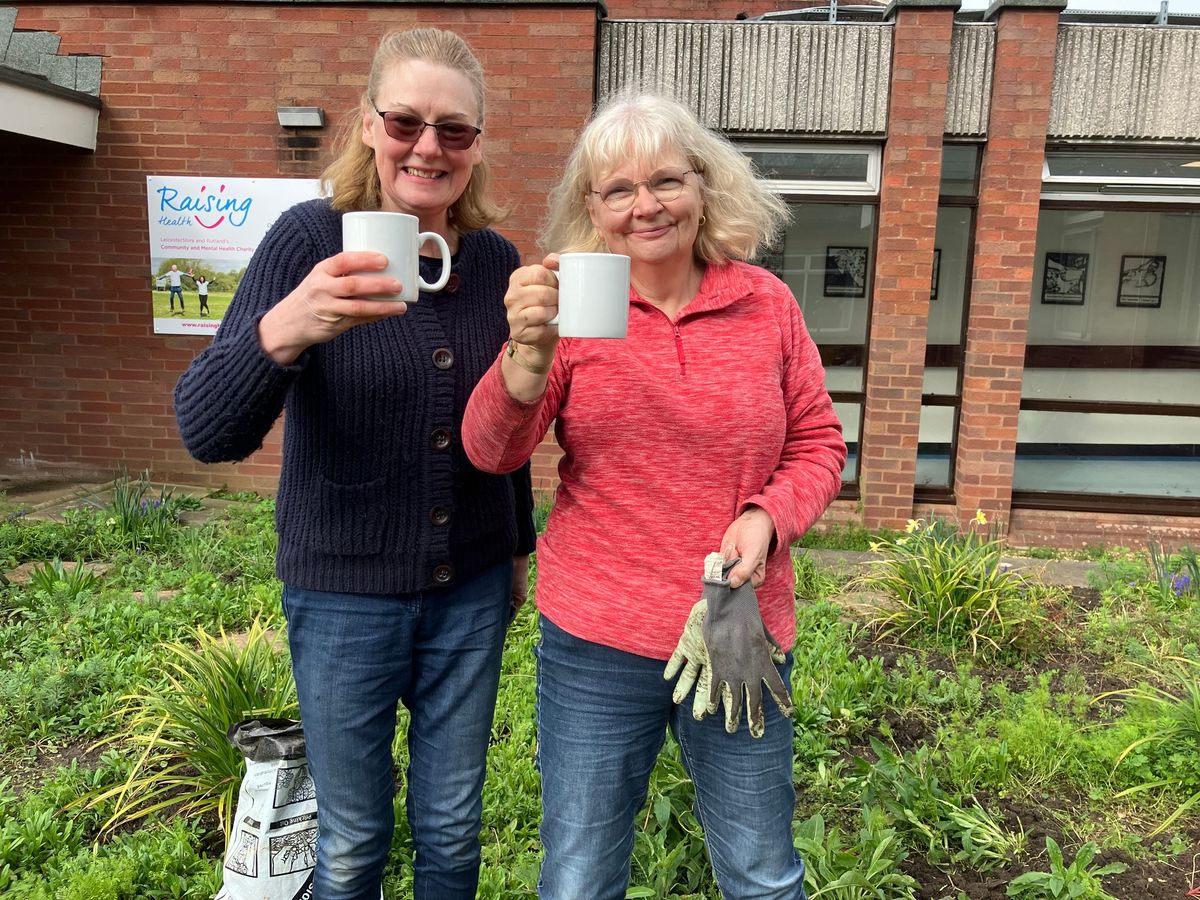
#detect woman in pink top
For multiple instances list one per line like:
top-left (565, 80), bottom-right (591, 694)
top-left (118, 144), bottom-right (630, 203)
top-left (462, 92), bottom-right (846, 900)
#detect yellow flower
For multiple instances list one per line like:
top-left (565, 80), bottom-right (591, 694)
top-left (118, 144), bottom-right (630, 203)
top-left (869, 541), bottom-right (882, 552)
top-left (974, 510), bottom-right (988, 526)
top-left (905, 519), bottom-right (920, 533)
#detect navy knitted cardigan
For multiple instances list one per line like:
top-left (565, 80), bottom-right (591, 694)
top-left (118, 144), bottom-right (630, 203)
top-left (174, 198), bottom-right (536, 594)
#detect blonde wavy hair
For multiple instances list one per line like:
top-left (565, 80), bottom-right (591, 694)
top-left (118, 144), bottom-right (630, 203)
top-left (322, 28), bottom-right (505, 232)
top-left (542, 91), bottom-right (789, 262)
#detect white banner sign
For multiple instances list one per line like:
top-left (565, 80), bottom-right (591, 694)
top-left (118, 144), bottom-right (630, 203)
top-left (147, 175), bottom-right (321, 335)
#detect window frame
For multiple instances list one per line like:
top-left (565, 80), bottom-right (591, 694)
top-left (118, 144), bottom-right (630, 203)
top-left (1012, 195), bottom-right (1200, 514)
top-left (740, 142), bottom-right (882, 196)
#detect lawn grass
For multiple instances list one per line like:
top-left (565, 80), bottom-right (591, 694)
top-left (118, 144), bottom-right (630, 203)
top-left (150, 289), bottom-right (235, 320)
top-left (2, 489), bottom-right (1199, 898)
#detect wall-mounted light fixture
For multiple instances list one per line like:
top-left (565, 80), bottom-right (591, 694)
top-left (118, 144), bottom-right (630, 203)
top-left (276, 106), bottom-right (325, 128)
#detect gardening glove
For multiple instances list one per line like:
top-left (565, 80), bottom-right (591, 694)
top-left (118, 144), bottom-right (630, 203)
top-left (664, 595), bottom-right (715, 722)
top-left (666, 553), bottom-right (792, 737)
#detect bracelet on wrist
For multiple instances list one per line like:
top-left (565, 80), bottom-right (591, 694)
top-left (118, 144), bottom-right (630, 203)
top-left (505, 339), bottom-right (552, 375)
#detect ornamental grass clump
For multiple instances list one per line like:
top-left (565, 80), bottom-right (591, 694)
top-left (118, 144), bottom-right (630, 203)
top-left (861, 512), bottom-right (1043, 659)
top-left (81, 618), bottom-right (297, 841)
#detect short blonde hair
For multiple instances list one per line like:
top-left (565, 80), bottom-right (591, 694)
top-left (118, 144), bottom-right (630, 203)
top-left (322, 28), bottom-right (505, 232)
top-left (542, 91), bottom-right (789, 262)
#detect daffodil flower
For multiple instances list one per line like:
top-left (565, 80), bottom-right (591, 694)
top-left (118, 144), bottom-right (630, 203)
top-left (905, 519), bottom-right (920, 533)
top-left (973, 510), bottom-right (987, 525)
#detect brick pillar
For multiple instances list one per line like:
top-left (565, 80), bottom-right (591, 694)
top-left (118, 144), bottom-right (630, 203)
top-left (954, 0), bottom-right (1064, 529)
top-left (859, 0), bottom-right (957, 530)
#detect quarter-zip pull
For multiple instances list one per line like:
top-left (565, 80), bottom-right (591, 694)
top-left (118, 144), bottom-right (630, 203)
top-left (673, 322), bottom-right (687, 377)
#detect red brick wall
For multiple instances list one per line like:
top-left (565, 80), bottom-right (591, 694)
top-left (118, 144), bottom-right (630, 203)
top-left (0, 3), bottom-right (598, 492)
top-left (859, 4), bottom-right (955, 530)
top-left (954, 5), bottom-right (1061, 529)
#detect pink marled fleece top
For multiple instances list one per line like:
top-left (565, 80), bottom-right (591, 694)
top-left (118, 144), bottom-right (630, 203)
top-left (463, 260), bottom-right (847, 659)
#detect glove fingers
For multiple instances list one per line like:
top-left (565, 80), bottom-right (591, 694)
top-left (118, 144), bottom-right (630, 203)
top-left (671, 658), bottom-right (700, 705)
top-left (692, 669), bottom-right (712, 720)
top-left (746, 681), bottom-right (765, 739)
top-left (763, 665), bottom-right (795, 717)
top-left (723, 682), bottom-right (742, 734)
top-left (663, 647), bottom-right (686, 681)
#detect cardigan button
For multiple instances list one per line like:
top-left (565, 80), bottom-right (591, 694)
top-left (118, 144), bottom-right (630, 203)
top-left (432, 348), bottom-right (454, 370)
top-left (430, 505), bottom-right (450, 526)
top-left (431, 428), bottom-right (451, 450)
top-left (433, 564), bottom-right (453, 584)
top-left (445, 273), bottom-right (461, 294)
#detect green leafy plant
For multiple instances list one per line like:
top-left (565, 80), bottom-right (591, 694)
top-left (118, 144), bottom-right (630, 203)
top-left (81, 618), bottom-right (297, 840)
top-left (1006, 837), bottom-right (1126, 899)
top-left (1103, 655), bottom-right (1200, 835)
top-left (861, 513), bottom-right (1044, 658)
top-left (794, 809), bottom-right (918, 899)
top-left (26, 558), bottom-right (100, 601)
top-left (851, 738), bottom-right (1024, 871)
top-left (1147, 542), bottom-right (1199, 608)
top-left (626, 737), bottom-right (717, 898)
top-left (797, 521), bottom-right (900, 552)
top-left (93, 470), bottom-right (201, 552)
top-left (533, 490), bottom-right (554, 534)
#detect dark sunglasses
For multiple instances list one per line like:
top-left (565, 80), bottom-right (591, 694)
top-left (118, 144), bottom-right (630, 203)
top-left (372, 104), bottom-right (481, 150)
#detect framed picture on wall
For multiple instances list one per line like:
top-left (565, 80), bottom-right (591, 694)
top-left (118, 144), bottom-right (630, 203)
top-left (824, 246), bottom-right (868, 298)
top-left (1116, 255), bottom-right (1166, 308)
top-left (1041, 252), bottom-right (1089, 305)
top-left (757, 246), bottom-right (785, 282)
top-left (930, 248), bottom-right (941, 301)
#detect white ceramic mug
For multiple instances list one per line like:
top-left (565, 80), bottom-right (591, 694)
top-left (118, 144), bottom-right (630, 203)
top-left (549, 252), bottom-right (631, 338)
top-left (342, 211), bottom-right (451, 302)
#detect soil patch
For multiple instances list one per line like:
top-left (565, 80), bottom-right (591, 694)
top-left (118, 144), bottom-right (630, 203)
top-left (8, 738), bottom-right (105, 797)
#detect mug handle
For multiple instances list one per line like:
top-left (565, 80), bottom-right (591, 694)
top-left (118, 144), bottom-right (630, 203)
top-left (417, 232), bottom-right (451, 292)
top-left (546, 269), bottom-right (560, 326)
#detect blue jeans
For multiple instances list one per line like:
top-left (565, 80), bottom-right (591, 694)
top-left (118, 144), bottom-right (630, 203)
top-left (535, 616), bottom-right (807, 900)
top-left (281, 560), bottom-right (511, 900)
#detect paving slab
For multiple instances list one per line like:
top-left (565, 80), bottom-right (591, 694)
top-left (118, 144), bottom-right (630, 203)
top-left (796, 547), bottom-right (1100, 589)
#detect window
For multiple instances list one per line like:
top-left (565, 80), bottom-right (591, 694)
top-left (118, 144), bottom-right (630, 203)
top-left (744, 143), bottom-right (881, 195)
top-left (917, 145), bottom-right (979, 492)
top-left (745, 142), bottom-right (882, 490)
top-left (774, 203), bottom-right (877, 485)
top-left (1017, 205), bottom-right (1200, 504)
top-left (1042, 152), bottom-right (1200, 202)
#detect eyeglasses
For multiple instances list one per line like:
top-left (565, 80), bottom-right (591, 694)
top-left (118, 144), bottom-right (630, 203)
top-left (372, 105), bottom-right (481, 150)
top-left (590, 168), bottom-right (697, 212)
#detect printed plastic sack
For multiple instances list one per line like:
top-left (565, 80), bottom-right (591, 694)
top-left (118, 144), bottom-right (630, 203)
top-left (216, 718), bottom-right (317, 900)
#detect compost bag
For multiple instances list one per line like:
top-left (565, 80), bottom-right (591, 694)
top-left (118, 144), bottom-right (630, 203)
top-left (215, 718), bottom-right (317, 900)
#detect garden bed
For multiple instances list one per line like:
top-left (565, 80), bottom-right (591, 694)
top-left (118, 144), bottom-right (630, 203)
top-left (3, 483), bottom-right (1200, 898)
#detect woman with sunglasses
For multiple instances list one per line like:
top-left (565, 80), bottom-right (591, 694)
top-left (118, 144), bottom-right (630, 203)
top-left (462, 91), bottom-right (846, 899)
top-left (175, 28), bottom-right (534, 900)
